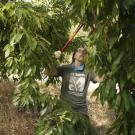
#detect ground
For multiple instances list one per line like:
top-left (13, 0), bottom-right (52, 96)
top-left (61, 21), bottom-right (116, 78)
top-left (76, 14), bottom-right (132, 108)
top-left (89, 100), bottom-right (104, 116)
top-left (0, 80), bottom-right (115, 135)
top-left (0, 80), bottom-right (36, 135)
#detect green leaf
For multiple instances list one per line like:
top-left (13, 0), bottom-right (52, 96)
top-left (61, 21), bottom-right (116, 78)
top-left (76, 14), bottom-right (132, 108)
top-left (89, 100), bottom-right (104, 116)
top-left (25, 68), bottom-right (33, 77)
top-left (28, 95), bottom-right (34, 105)
top-left (113, 52), bottom-right (124, 66)
top-left (115, 95), bottom-right (121, 109)
top-left (10, 33), bottom-right (24, 45)
top-left (3, 2), bottom-right (14, 11)
top-left (6, 57), bottom-right (13, 67)
top-left (31, 38), bottom-right (37, 51)
top-left (122, 91), bottom-right (130, 112)
top-left (5, 47), bottom-right (10, 58)
top-left (107, 52), bottom-right (112, 62)
top-left (40, 107), bottom-right (48, 116)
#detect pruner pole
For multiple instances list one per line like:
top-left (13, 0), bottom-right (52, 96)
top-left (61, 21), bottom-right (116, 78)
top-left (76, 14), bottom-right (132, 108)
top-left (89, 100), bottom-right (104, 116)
top-left (60, 23), bottom-right (84, 52)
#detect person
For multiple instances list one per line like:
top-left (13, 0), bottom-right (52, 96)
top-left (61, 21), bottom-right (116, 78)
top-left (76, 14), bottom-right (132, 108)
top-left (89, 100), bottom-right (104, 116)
top-left (45, 47), bottom-right (102, 114)
top-left (45, 47), bottom-right (103, 134)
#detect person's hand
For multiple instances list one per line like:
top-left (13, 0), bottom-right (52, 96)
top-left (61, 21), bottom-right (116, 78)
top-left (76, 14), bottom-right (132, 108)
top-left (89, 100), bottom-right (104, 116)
top-left (53, 50), bottom-right (62, 59)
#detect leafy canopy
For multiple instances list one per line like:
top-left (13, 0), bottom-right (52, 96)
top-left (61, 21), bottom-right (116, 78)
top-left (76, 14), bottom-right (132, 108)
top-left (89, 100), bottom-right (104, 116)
top-left (66, 0), bottom-right (135, 134)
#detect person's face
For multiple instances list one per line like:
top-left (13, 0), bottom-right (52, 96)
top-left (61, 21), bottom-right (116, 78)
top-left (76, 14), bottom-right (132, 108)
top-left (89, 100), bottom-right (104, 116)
top-left (74, 47), bottom-right (87, 63)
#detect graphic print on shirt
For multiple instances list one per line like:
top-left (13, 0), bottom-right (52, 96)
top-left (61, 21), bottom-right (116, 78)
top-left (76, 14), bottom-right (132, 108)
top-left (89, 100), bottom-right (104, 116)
top-left (68, 73), bottom-right (86, 96)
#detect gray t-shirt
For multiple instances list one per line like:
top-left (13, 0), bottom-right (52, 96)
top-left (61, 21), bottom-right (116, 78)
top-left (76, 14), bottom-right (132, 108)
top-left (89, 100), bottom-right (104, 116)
top-left (57, 64), bottom-right (95, 114)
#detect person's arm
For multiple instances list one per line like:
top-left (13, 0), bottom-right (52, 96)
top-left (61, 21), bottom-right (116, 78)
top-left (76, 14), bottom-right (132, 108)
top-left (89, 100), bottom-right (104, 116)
top-left (44, 67), bottom-right (58, 77)
top-left (44, 50), bottom-right (63, 77)
top-left (44, 66), bottom-right (64, 77)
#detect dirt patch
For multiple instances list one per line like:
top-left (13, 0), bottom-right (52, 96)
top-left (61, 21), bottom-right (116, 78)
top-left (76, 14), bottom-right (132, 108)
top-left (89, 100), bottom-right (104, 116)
top-left (0, 80), bottom-right (37, 135)
top-left (87, 96), bottom-right (115, 135)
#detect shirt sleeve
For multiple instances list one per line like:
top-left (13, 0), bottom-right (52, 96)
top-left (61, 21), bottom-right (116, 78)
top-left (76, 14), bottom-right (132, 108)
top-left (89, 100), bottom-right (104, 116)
top-left (56, 65), bottom-right (65, 76)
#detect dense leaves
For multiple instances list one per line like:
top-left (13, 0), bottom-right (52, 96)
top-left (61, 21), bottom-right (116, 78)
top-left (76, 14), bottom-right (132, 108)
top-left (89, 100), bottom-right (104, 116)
top-left (1, 0), bottom-right (135, 134)
top-left (0, 1), bottom-right (65, 110)
top-left (35, 100), bottom-right (96, 135)
top-left (0, 1), bottom-right (88, 135)
top-left (66, 0), bottom-right (135, 134)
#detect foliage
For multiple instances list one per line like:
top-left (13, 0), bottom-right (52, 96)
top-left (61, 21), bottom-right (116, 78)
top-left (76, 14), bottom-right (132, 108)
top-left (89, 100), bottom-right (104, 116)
top-left (35, 100), bottom-right (96, 135)
top-left (1, 0), bottom-right (135, 134)
top-left (0, 0), bottom-right (89, 135)
top-left (0, 0), bottom-right (84, 102)
top-left (66, 0), bottom-right (135, 134)
top-left (0, 0), bottom-right (61, 108)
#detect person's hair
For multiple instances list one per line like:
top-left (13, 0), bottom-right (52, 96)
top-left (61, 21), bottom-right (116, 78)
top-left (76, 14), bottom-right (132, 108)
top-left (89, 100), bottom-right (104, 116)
top-left (71, 47), bottom-right (87, 63)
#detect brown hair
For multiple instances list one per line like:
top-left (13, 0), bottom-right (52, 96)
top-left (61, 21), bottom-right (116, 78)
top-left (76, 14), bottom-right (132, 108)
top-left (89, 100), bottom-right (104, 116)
top-left (72, 47), bottom-right (87, 63)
